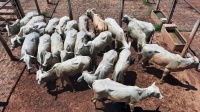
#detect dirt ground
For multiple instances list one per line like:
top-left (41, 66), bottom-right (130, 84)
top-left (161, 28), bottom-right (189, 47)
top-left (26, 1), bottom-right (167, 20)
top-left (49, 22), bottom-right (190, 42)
top-left (0, 0), bottom-right (200, 112)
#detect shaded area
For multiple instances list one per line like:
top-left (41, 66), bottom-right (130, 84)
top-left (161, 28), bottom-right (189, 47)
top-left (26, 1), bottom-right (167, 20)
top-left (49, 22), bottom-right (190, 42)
top-left (96, 102), bottom-right (161, 112)
top-left (124, 71), bottom-right (137, 86)
top-left (145, 66), bottom-right (197, 91)
top-left (45, 74), bottom-right (90, 100)
top-left (0, 102), bottom-right (8, 107)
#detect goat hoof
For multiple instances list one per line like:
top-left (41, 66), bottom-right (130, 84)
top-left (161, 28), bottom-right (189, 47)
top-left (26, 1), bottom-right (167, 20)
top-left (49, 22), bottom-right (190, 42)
top-left (160, 80), bottom-right (164, 84)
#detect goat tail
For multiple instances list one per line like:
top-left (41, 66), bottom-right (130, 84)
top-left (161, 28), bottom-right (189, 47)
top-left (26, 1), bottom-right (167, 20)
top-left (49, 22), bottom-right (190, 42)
top-left (77, 75), bottom-right (84, 83)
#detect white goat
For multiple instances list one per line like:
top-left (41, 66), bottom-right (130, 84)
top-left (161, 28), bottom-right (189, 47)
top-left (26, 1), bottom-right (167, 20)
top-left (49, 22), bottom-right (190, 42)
top-left (77, 50), bottom-right (118, 87)
top-left (36, 56), bottom-right (92, 92)
top-left (74, 31), bottom-right (94, 56)
top-left (5, 11), bottom-right (39, 36)
top-left (20, 32), bottom-right (40, 73)
top-left (122, 15), bottom-right (155, 53)
top-left (79, 15), bottom-right (89, 31)
top-left (37, 34), bottom-right (51, 65)
top-left (64, 29), bottom-right (77, 52)
top-left (42, 51), bottom-right (60, 71)
top-left (45, 18), bottom-right (59, 34)
top-left (92, 78), bottom-right (163, 112)
top-left (10, 16), bottom-right (45, 50)
top-left (140, 44), bottom-right (200, 81)
top-left (17, 21), bottom-right (46, 37)
top-left (59, 50), bottom-right (74, 62)
top-left (105, 18), bottom-right (128, 49)
top-left (112, 42), bottom-right (132, 83)
top-left (55, 16), bottom-right (70, 37)
top-left (76, 31), bottom-right (112, 68)
top-left (64, 20), bottom-right (78, 31)
top-left (51, 31), bottom-right (64, 55)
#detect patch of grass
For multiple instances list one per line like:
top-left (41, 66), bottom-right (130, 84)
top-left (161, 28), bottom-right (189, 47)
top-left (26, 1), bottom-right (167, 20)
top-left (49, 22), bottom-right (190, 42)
top-left (141, 0), bottom-right (152, 6)
top-left (154, 23), bottom-right (162, 31)
top-left (41, 12), bottom-right (47, 16)
top-left (147, 7), bottom-right (153, 17)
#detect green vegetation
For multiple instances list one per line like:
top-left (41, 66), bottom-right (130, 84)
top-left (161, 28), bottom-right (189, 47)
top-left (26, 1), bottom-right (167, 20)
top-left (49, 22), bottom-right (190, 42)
top-left (154, 23), bottom-right (162, 31)
top-left (141, 0), bottom-right (152, 6)
top-left (147, 7), bottom-right (153, 17)
top-left (41, 12), bottom-right (47, 16)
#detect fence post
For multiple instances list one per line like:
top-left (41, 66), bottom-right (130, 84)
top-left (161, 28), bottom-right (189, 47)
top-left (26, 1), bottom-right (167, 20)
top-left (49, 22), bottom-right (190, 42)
top-left (67, 0), bottom-right (73, 20)
top-left (155, 0), bottom-right (161, 11)
top-left (46, 0), bottom-right (50, 4)
top-left (0, 34), bottom-right (17, 61)
top-left (11, 0), bottom-right (25, 18)
top-left (14, 0), bottom-right (25, 17)
top-left (167, 0), bottom-right (177, 24)
top-left (181, 19), bottom-right (200, 57)
top-left (119, 0), bottom-right (124, 27)
top-left (34, 0), bottom-right (41, 15)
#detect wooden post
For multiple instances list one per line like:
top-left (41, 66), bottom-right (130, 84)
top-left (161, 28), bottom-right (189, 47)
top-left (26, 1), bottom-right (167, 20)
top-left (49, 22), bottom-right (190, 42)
top-left (181, 19), bottom-right (200, 57)
top-left (46, 0), bottom-right (50, 4)
top-left (167, 0), bottom-right (177, 24)
top-left (0, 34), bottom-right (17, 61)
top-left (14, 0), bottom-right (25, 17)
top-left (11, 0), bottom-right (25, 18)
top-left (155, 0), bottom-right (161, 11)
top-left (67, 0), bottom-right (73, 20)
top-left (34, 0), bottom-right (41, 15)
top-left (10, 0), bottom-right (21, 19)
top-left (119, 0), bottom-right (124, 27)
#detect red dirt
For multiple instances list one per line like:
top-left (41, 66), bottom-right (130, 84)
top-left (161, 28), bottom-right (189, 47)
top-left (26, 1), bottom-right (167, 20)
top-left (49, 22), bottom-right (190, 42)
top-left (1, 0), bottom-right (200, 112)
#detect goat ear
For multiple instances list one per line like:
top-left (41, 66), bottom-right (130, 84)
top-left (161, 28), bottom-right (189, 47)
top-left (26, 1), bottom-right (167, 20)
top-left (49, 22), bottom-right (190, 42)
top-left (17, 38), bottom-right (21, 44)
top-left (53, 54), bottom-right (58, 58)
top-left (193, 56), bottom-right (199, 62)
top-left (151, 82), bottom-right (156, 86)
top-left (43, 51), bottom-right (47, 56)
top-left (83, 43), bottom-right (89, 47)
top-left (91, 8), bottom-right (96, 11)
top-left (30, 55), bottom-right (36, 59)
top-left (19, 57), bottom-right (24, 62)
top-left (128, 42), bottom-right (131, 48)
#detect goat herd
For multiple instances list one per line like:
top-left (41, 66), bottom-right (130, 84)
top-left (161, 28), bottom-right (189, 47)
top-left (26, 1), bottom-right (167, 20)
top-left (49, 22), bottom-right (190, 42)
top-left (5, 9), bottom-right (200, 112)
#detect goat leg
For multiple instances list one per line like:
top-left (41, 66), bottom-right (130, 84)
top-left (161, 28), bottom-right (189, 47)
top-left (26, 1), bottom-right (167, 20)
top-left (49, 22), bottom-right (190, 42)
top-left (161, 68), bottom-right (170, 83)
top-left (64, 77), bottom-right (76, 92)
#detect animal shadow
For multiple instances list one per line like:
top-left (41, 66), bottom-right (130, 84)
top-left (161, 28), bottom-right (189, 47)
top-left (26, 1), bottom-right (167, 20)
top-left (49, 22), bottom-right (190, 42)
top-left (44, 78), bottom-right (79, 100)
top-left (134, 106), bottom-right (161, 112)
top-left (45, 80), bottom-right (60, 100)
top-left (131, 41), bottom-right (138, 52)
top-left (98, 102), bottom-right (160, 112)
top-left (98, 102), bottom-right (129, 112)
top-left (0, 102), bottom-right (8, 107)
top-left (145, 67), bottom-right (197, 91)
top-left (75, 81), bottom-right (90, 91)
top-left (124, 71), bottom-right (137, 86)
top-left (164, 75), bottom-right (197, 91)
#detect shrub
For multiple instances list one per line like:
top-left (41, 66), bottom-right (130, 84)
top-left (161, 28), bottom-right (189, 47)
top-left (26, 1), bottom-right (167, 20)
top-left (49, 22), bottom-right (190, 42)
top-left (41, 12), bottom-right (47, 16)
top-left (147, 7), bottom-right (153, 17)
top-left (141, 0), bottom-right (152, 6)
top-left (154, 23), bottom-right (162, 31)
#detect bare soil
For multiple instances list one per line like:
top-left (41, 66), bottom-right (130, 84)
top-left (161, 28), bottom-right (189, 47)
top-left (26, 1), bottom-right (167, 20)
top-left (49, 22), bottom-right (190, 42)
top-left (0, 0), bottom-right (200, 112)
